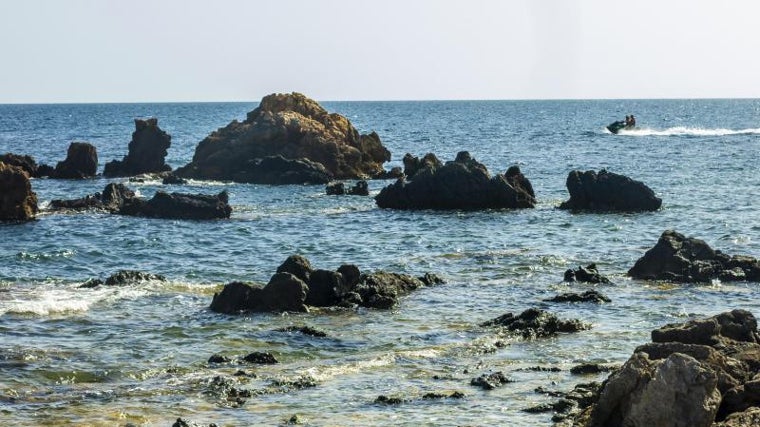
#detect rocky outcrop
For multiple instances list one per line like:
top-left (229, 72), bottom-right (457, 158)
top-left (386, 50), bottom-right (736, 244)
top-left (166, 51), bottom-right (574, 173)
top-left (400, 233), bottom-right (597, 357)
top-left (326, 180), bottom-right (369, 196)
top-left (628, 230), bottom-right (760, 283)
top-left (403, 152), bottom-right (443, 178)
top-left (80, 270), bottom-right (166, 288)
top-left (564, 264), bottom-right (611, 284)
top-left (544, 290), bottom-right (611, 304)
top-left (209, 255), bottom-right (443, 314)
top-left (103, 118), bottom-right (172, 177)
top-left (49, 183), bottom-right (231, 220)
top-left (563, 309), bottom-right (760, 427)
top-left (0, 162), bottom-right (38, 221)
top-left (559, 169), bottom-right (662, 212)
top-left (1, 153), bottom-right (40, 177)
top-left (175, 92), bottom-right (390, 183)
top-left (480, 308), bottom-right (590, 338)
top-left (375, 151), bottom-right (536, 210)
top-left (51, 142), bottom-right (98, 179)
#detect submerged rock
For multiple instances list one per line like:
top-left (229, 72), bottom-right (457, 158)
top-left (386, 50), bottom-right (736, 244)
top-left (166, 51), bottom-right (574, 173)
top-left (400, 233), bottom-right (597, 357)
top-left (175, 92), bottom-right (390, 183)
top-left (375, 151), bottom-right (535, 210)
top-left (0, 162), bottom-right (38, 221)
top-left (209, 255), bottom-right (444, 314)
top-left (544, 290), bottom-right (611, 304)
top-left (481, 308), bottom-right (590, 338)
top-left (103, 118), bottom-right (172, 177)
top-left (325, 180), bottom-right (369, 195)
top-left (563, 264), bottom-right (611, 284)
top-left (559, 169), bottom-right (661, 212)
top-left (470, 371), bottom-right (513, 390)
top-left (51, 142), bottom-right (98, 179)
top-left (628, 230), bottom-right (760, 282)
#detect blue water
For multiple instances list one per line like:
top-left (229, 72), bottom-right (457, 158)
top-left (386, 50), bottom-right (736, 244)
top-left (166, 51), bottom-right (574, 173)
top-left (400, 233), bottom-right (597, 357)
top-left (1, 99), bottom-right (760, 426)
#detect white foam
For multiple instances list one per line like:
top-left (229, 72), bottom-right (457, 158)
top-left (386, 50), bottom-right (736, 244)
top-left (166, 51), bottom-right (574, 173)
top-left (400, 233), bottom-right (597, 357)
top-left (618, 127), bottom-right (760, 137)
top-left (0, 284), bottom-right (149, 317)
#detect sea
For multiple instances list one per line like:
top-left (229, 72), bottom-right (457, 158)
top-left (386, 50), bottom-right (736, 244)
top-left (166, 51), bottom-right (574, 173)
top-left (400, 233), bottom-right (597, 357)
top-left (1, 99), bottom-right (759, 426)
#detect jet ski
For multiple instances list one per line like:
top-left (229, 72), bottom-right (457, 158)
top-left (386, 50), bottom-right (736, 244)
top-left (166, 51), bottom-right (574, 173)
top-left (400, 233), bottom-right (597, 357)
top-left (606, 120), bottom-right (634, 134)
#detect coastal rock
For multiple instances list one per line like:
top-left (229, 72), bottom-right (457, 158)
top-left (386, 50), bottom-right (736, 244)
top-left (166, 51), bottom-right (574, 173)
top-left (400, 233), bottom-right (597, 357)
top-left (544, 290), bottom-right (611, 304)
top-left (51, 142), bottom-right (98, 179)
top-left (480, 308), bottom-right (590, 338)
top-left (470, 371), bottom-right (513, 390)
top-left (375, 151), bottom-right (536, 210)
top-left (628, 230), bottom-right (760, 282)
top-left (325, 180), bottom-right (369, 196)
top-left (558, 169), bottom-right (662, 212)
top-left (1, 153), bottom-right (40, 177)
top-left (243, 351), bottom-right (278, 364)
top-left (119, 190), bottom-right (231, 220)
top-left (103, 118), bottom-right (172, 177)
top-left (175, 92), bottom-right (390, 183)
top-left (563, 264), bottom-right (611, 284)
top-left (403, 152), bottom-right (442, 179)
top-left (563, 310), bottom-right (760, 426)
top-left (210, 256), bottom-right (443, 314)
top-left (0, 162), bottom-right (38, 221)
top-left (221, 155), bottom-right (332, 185)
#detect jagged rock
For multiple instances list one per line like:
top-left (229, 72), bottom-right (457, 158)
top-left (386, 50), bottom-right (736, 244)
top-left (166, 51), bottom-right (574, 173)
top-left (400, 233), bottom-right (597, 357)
top-left (51, 142), bottom-right (97, 179)
top-left (208, 354), bottom-right (232, 364)
top-left (403, 152), bottom-right (443, 179)
top-left (563, 264), bottom-right (611, 284)
top-left (243, 352), bottom-right (278, 364)
top-left (544, 290), bottom-right (611, 304)
top-left (276, 255), bottom-right (313, 283)
top-left (162, 173), bottom-right (187, 185)
top-left (175, 92), bottom-right (390, 183)
top-left (305, 269), bottom-right (349, 307)
top-left (103, 118), bottom-right (172, 177)
top-left (375, 151), bottom-right (535, 210)
top-left (470, 371), bottom-right (513, 390)
top-left (275, 326), bottom-right (327, 337)
top-left (570, 364), bottom-right (615, 375)
top-left (558, 169), bottom-right (662, 211)
top-left (119, 190), bottom-right (231, 220)
top-left (51, 183), bottom-right (137, 213)
top-left (209, 282), bottom-right (261, 314)
top-left (104, 270), bottom-right (165, 286)
top-left (0, 162), bottom-right (38, 221)
top-left (628, 230), bottom-right (760, 282)
top-left (1, 153), bottom-right (39, 177)
top-left (352, 271), bottom-right (438, 309)
top-left (481, 308), bottom-right (590, 338)
top-left (218, 155), bottom-right (332, 185)
top-left (260, 273), bottom-right (309, 313)
top-left (326, 180), bottom-right (369, 195)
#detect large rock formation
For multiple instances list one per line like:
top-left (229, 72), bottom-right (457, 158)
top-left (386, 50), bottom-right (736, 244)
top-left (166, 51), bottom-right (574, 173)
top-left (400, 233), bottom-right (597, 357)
top-left (375, 151), bottom-right (536, 210)
top-left (175, 92), bottom-right (391, 183)
top-left (51, 142), bottom-right (98, 179)
top-left (565, 309), bottom-right (760, 427)
top-left (209, 255), bottom-right (443, 314)
top-left (0, 162), bottom-right (38, 221)
top-left (559, 169), bottom-right (662, 212)
top-left (49, 183), bottom-right (231, 220)
top-left (628, 230), bottom-right (760, 283)
top-left (103, 118), bottom-right (172, 177)
top-left (0, 153), bottom-right (40, 177)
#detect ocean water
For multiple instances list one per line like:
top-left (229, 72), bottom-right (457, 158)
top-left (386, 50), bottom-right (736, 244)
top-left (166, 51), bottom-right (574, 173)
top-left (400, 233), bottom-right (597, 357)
top-left (1, 99), bottom-right (759, 426)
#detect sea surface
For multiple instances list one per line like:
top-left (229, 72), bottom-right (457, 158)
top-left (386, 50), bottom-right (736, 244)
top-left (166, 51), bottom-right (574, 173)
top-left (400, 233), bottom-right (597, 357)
top-left (1, 99), bottom-right (759, 426)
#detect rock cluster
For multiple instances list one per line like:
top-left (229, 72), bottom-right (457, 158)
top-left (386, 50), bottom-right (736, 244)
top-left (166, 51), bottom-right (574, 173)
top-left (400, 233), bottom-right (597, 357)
top-left (0, 162), bottom-right (38, 221)
top-left (628, 230), bottom-right (760, 282)
top-left (209, 255), bottom-right (443, 314)
top-left (326, 180), bottom-right (369, 196)
top-left (50, 142), bottom-right (98, 179)
top-left (50, 183), bottom-right (231, 220)
top-left (559, 169), bottom-right (661, 212)
top-left (104, 118), bottom-right (172, 177)
top-left (565, 309), bottom-right (760, 427)
top-left (375, 151), bottom-right (535, 210)
top-left (480, 308), bottom-right (590, 338)
top-left (563, 264), bottom-right (611, 284)
top-left (175, 92), bottom-right (390, 183)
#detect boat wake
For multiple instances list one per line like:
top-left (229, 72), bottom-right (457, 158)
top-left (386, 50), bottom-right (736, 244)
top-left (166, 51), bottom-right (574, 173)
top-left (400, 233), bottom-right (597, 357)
top-left (617, 127), bottom-right (760, 137)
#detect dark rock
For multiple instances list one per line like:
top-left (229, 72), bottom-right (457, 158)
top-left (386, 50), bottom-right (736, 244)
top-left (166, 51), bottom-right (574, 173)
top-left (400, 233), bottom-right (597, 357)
top-left (0, 162), bottom-right (38, 221)
top-left (421, 391), bottom-right (464, 399)
top-left (51, 142), bottom-right (97, 179)
top-left (351, 271), bottom-right (433, 309)
top-left (470, 371), bottom-right (513, 390)
top-left (651, 309), bottom-right (759, 347)
top-left (101, 183), bottom-right (136, 212)
top-left (325, 181), bottom-right (346, 195)
top-left (208, 354), bottom-right (232, 364)
top-left (103, 118), bottom-right (172, 177)
top-left (375, 151), bottom-right (535, 210)
top-left (544, 290), bottom-right (611, 304)
top-left (375, 395), bottom-right (405, 405)
top-left (36, 164), bottom-right (55, 177)
top-left (403, 152), bottom-right (442, 179)
top-left (172, 419), bottom-right (218, 427)
top-left (480, 308), bottom-right (590, 338)
top-left (558, 169), bottom-right (662, 211)
top-left (78, 278), bottom-right (103, 289)
top-left (175, 92), bottom-right (390, 183)
top-left (563, 264), bottom-right (611, 284)
top-left (104, 270), bottom-right (165, 286)
top-left (260, 273), bottom-right (309, 313)
top-left (337, 264), bottom-right (361, 288)
top-left (222, 155), bottom-right (333, 185)
top-left (376, 166), bottom-right (403, 179)
top-left (209, 282), bottom-right (262, 314)
top-left (276, 255), bottom-right (313, 283)
top-left (275, 325), bottom-right (328, 338)
top-left (243, 351), bottom-right (278, 364)
top-left (714, 407), bottom-right (760, 427)
top-left (50, 193), bottom-right (104, 211)
top-left (162, 173), bottom-right (188, 185)
top-left (326, 180), bottom-right (368, 195)
top-left (628, 230), bottom-right (760, 282)
top-left (1, 153), bottom-right (39, 177)
top-left (119, 190), bottom-right (231, 220)
top-left (570, 363), bottom-right (615, 375)
top-left (305, 269), bottom-right (349, 307)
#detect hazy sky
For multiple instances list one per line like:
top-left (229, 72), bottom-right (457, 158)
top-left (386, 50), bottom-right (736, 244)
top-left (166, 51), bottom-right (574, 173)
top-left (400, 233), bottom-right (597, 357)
top-left (1, 0), bottom-right (758, 103)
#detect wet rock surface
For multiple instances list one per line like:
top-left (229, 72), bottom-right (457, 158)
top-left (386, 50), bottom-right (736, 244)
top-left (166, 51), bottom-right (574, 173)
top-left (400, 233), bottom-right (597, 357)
top-left (558, 169), bottom-right (662, 212)
top-left (628, 230), bottom-right (760, 283)
top-left (375, 151), bottom-right (535, 210)
top-left (210, 255), bottom-right (444, 313)
top-left (480, 308), bottom-right (590, 338)
top-left (545, 290), bottom-right (611, 304)
top-left (104, 118), bottom-right (172, 177)
top-left (175, 92), bottom-right (390, 183)
top-left (0, 162), bottom-right (38, 221)
top-left (51, 142), bottom-right (98, 179)
top-left (325, 180), bottom-right (369, 195)
top-left (563, 264), bottom-right (611, 284)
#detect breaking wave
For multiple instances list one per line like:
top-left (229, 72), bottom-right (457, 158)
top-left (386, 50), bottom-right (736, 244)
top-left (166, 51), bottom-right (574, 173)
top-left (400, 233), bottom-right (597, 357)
top-left (617, 127), bottom-right (760, 137)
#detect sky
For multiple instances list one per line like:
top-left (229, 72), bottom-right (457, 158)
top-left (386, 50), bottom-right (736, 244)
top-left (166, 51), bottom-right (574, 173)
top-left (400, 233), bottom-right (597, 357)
top-left (1, 0), bottom-right (759, 103)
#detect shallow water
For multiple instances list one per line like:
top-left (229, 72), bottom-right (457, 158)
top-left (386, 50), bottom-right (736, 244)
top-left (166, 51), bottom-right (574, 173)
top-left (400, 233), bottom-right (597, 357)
top-left (1, 99), bottom-right (760, 425)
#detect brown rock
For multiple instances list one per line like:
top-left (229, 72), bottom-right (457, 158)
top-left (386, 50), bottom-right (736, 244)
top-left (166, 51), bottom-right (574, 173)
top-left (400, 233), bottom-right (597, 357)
top-left (0, 162), bottom-right (38, 221)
